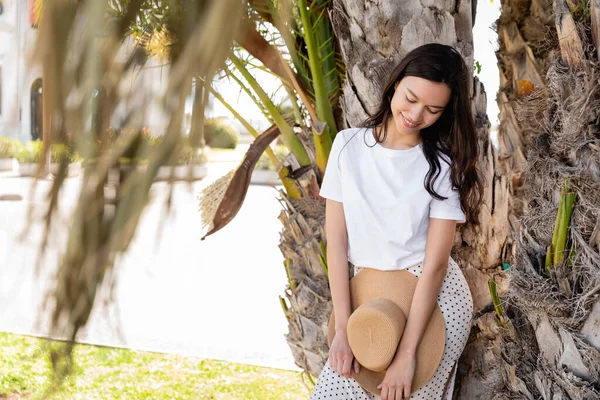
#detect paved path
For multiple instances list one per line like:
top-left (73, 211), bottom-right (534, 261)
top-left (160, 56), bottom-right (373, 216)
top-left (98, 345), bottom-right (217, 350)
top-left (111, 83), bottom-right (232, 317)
top-left (0, 162), bottom-right (300, 371)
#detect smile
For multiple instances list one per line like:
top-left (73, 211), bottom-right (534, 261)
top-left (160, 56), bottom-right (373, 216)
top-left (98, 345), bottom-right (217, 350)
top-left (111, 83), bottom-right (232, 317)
top-left (401, 114), bottom-right (420, 129)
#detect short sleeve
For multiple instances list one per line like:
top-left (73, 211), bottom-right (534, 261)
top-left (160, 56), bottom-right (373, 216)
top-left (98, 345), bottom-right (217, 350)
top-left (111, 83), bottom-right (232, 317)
top-left (319, 132), bottom-right (345, 202)
top-left (429, 165), bottom-right (466, 224)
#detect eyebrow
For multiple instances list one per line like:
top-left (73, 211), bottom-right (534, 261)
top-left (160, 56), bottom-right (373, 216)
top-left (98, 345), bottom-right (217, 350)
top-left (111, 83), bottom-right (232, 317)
top-left (406, 88), bottom-right (446, 109)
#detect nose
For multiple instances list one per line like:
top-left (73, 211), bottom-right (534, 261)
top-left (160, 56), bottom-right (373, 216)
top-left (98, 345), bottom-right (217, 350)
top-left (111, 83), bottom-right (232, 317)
top-left (409, 106), bottom-right (424, 123)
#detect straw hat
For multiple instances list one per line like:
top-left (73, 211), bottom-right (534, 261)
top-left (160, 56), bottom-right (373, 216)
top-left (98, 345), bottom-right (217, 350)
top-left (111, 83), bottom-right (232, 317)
top-left (327, 267), bottom-right (445, 396)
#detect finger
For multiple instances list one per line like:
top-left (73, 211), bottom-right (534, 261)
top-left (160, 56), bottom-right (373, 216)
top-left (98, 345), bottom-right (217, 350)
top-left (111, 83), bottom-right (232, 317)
top-left (353, 358), bottom-right (360, 374)
top-left (400, 385), bottom-right (409, 399)
top-left (380, 386), bottom-right (389, 400)
top-left (342, 358), bottom-right (351, 377)
top-left (330, 357), bottom-right (337, 375)
top-left (396, 387), bottom-right (404, 400)
top-left (335, 358), bottom-right (342, 376)
top-left (404, 385), bottom-right (411, 399)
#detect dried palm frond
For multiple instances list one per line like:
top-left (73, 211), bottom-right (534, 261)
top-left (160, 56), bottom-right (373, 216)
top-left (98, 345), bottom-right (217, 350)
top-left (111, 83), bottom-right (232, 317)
top-left (198, 124), bottom-right (281, 239)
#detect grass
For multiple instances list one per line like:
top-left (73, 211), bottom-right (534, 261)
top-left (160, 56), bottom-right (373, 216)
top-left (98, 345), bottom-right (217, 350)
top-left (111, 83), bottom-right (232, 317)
top-left (0, 332), bottom-right (314, 399)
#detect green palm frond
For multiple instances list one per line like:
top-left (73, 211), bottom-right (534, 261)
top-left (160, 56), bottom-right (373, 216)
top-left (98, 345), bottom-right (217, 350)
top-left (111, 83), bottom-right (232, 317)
top-left (223, 62), bottom-right (274, 124)
top-left (229, 52), bottom-right (311, 166)
top-left (248, 0), bottom-right (345, 119)
top-left (296, 0), bottom-right (340, 136)
top-left (243, 0), bottom-right (342, 174)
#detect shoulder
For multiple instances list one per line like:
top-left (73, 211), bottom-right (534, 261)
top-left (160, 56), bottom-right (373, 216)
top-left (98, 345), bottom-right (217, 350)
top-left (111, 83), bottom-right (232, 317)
top-left (434, 151), bottom-right (454, 178)
top-left (328, 128), bottom-right (367, 169)
top-left (332, 127), bottom-right (367, 152)
top-left (431, 151), bottom-right (462, 195)
top-left (429, 151), bottom-right (453, 187)
top-left (436, 150), bottom-right (452, 168)
top-left (334, 127), bottom-right (364, 142)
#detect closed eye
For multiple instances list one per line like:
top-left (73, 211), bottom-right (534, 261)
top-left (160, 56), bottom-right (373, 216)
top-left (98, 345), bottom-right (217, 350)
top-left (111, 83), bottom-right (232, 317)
top-left (406, 96), bottom-right (443, 114)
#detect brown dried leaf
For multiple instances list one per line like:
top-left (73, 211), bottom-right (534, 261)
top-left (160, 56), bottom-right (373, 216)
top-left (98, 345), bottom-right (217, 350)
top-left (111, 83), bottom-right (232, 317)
top-left (201, 124), bottom-right (281, 239)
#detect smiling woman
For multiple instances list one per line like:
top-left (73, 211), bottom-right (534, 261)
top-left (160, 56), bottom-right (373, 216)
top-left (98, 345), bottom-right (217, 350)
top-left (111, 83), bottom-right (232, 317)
top-left (311, 43), bottom-right (482, 400)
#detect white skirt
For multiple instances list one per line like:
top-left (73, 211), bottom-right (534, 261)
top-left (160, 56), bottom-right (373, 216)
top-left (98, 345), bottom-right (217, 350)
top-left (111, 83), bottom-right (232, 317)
top-left (310, 257), bottom-right (473, 399)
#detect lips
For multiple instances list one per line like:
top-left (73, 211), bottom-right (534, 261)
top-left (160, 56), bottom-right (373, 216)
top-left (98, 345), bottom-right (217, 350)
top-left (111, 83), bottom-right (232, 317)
top-left (400, 113), bottom-right (420, 129)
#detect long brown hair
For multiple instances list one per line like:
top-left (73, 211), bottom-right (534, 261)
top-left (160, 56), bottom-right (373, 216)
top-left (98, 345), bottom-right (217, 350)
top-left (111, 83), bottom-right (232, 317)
top-left (359, 43), bottom-right (483, 226)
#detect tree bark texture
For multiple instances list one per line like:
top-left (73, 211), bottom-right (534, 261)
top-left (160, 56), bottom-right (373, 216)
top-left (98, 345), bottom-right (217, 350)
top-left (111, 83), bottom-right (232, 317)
top-left (494, 0), bottom-right (600, 398)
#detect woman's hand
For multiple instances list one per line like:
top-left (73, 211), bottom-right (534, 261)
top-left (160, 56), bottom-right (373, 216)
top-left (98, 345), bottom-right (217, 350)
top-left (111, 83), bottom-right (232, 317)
top-left (329, 330), bottom-right (360, 378)
top-left (377, 351), bottom-right (416, 400)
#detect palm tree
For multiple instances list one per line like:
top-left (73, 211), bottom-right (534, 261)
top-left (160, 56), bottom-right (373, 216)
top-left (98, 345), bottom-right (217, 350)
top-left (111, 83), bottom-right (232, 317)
top-left (493, 0), bottom-right (600, 397)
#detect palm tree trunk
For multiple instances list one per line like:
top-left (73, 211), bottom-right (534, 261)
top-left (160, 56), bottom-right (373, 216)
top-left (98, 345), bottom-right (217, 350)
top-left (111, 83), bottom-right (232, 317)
top-left (494, 0), bottom-right (600, 397)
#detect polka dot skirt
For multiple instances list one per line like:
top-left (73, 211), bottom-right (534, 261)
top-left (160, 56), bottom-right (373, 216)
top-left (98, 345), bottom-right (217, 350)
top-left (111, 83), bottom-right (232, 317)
top-left (310, 257), bottom-right (473, 399)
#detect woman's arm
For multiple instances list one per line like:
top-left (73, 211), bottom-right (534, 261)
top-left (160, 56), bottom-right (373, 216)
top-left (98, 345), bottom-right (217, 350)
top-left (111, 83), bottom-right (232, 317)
top-left (325, 198), bottom-right (351, 334)
top-left (393, 217), bottom-right (457, 359)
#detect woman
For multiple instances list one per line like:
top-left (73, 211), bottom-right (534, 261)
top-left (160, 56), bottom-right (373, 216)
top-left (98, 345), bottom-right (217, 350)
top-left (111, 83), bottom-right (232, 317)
top-left (311, 43), bottom-right (483, 400)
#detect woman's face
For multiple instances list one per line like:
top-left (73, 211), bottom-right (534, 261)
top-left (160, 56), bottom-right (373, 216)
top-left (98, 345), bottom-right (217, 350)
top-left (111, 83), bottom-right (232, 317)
top-left (389, 76), bottom-right (451, 136)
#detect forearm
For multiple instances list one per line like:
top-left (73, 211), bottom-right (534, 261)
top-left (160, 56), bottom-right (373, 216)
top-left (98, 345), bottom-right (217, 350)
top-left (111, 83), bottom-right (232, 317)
top-left (394, 263), bottom-right (447, 359)
top-left (328, 243), bottom-right (352, 333)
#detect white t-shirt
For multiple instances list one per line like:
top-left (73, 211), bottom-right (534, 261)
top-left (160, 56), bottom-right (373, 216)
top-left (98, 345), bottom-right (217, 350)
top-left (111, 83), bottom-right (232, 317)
top-left (319, 127), bottom-right (466, 271)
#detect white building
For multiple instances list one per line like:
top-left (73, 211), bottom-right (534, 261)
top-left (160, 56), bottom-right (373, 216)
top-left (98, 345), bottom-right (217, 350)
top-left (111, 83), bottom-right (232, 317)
top-left (0, 0), bottom-right (171, 142)
top-left (0, 0), bottom-right (43, 142)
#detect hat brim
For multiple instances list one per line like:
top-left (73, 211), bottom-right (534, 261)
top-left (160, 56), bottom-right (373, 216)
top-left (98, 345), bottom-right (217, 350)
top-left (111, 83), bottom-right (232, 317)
top-left (327, 268), bottom-right (445, 396)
